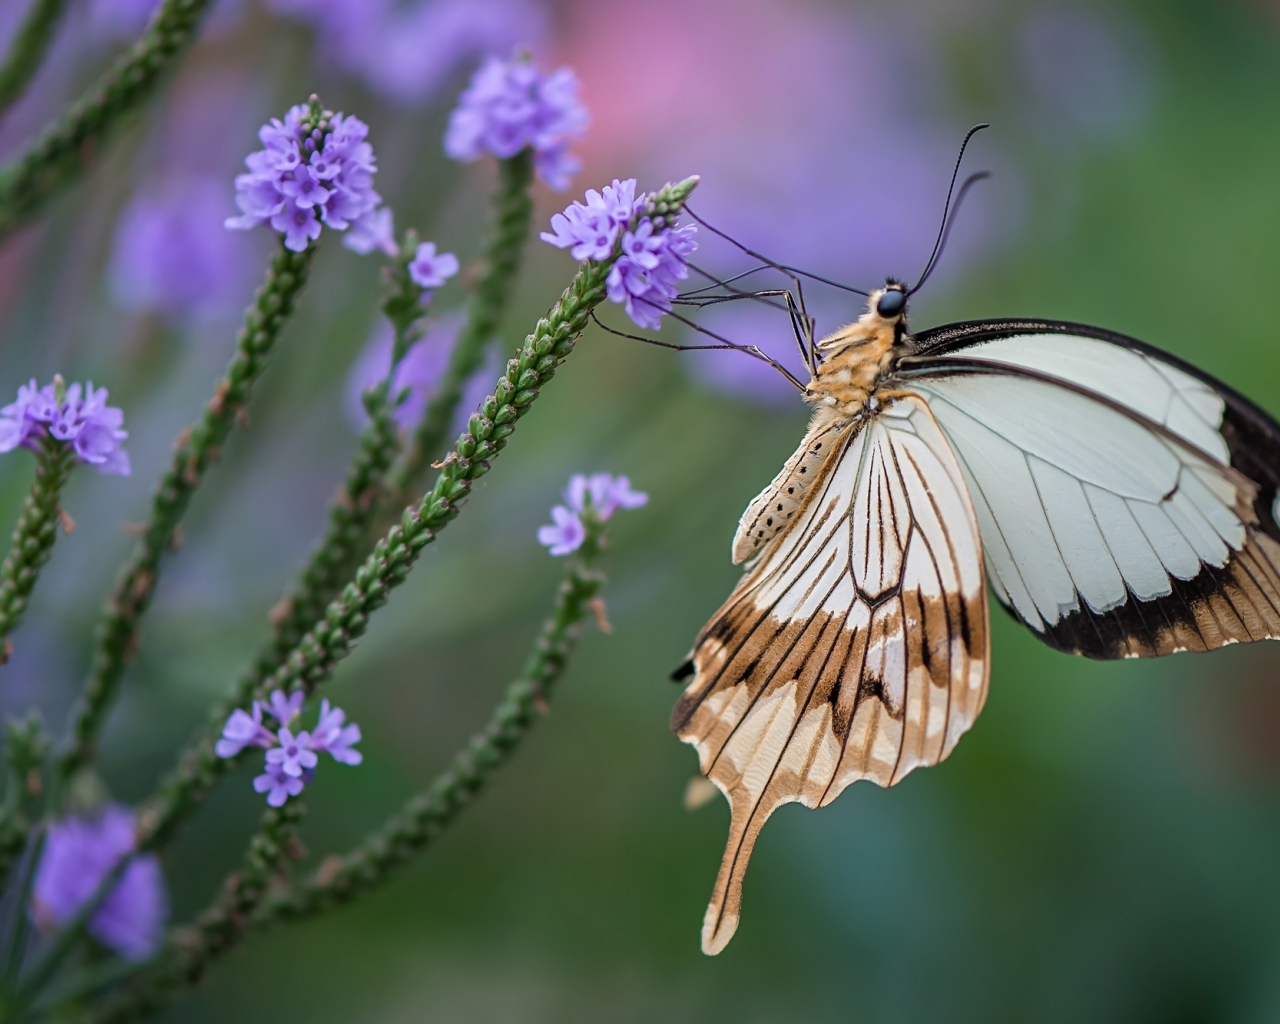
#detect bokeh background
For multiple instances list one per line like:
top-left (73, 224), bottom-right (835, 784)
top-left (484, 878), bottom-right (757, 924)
top-left (4, 0), bottom-right (1280, 1020)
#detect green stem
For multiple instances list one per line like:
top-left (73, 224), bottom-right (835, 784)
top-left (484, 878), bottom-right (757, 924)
top-left (0, 0), bottom-right (70, 117)
top-left (259, 522), bottom-right (605, 923)
top-left (0, 435), bottom-right (75, 664)
top-left (137, 175), bottom-right (700, 852)
top-left (81, 804), bottom-right (305, 1024)
top-left (388, 149), bottom-right (534, 496)
top-left (0, 0), bottom-right (213, 240)
top-left (212, 232), bottom-right (434, 723)
top-left (56, 244), bottom-right (314, 789)
top-left (0, 714), bottom-right (50, 897)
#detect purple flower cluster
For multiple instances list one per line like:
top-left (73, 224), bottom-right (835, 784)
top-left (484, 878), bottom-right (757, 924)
top-left (537, 473), bottom-right (647, 556)
top-left (226, 102), bottom-right (384, 253)
top-left (445, 54), bottom-right (588, 190)
top-left (33, 804), bottom-right (167, 961)
top-left (540, 179), bottom-right (638, 260)
top-left (0, 379), bottom-right (130, 475)
top-left (216, 690), bottom-right (362, 806)
top-left (541, 179), bottom-right (698, 330)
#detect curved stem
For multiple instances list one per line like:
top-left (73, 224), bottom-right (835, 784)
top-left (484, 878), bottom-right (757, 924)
top-left (0, 0), bottom-right (70, 117)
top-left (56, 244), bottom-right (314, 789)
top-left (0, 0), bottom-right (213, 240)
top-left (137, 175), bottom-right (700, 852)
top-left (260, 524), bottom-right (604, 922)
top-left (82, 803), bottom-right (305, 1024)
top-left (388, 149), bottom-right (534, 496)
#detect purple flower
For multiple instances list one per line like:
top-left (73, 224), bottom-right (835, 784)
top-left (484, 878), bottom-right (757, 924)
top-left (312, 699), bottom-right (363, 765)
top-left (253, 763), bottom-right (305, 807)
top-left (539, 178), bottom-right (639, 261)
top-left (266, 728), bottom-right (319, 777)
top-left (537, 505), bottom-right (586, 556)
top-left (606, 222), bottom-right (697, 331)
top-left (347, 311), bottom-right (501, 433)
top-left (407, 241), bottom-right (460, 291)
top-left (264, 689), bottom-right (304, 727)
top-left (0, 379), bottom-right (130, 475)
top-left (214, 705), bottom-right (274, 757)
top-left (227, 102), bottom-right (384, 252)
top-left (33, 805), bottom-right (167, 961)
top-left (445, 54), bottom-right (588, 190)
top-left (109, 175), bottom-right (257, 325)
top-left (344, 207), bottom-right (398, 256)
top-left (565, 473), bottom-right (648, 520)
top-left (218, 694), bottom-right (363, 804)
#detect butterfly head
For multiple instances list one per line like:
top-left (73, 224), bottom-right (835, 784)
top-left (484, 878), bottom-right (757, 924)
top-left (873, 280), bottom-right (908, 323)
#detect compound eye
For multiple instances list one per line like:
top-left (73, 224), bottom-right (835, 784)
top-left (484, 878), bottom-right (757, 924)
top-left (876, 289), bottom-right (906, 318)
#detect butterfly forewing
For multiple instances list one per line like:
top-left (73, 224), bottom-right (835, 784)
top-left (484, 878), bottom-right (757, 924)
top-left (673, 394), bottom-right (988, 955)
top-left (903, 323), bottom-right (1280, 658)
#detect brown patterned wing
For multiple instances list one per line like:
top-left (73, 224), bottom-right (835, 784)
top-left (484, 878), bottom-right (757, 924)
top-left (672, 395), bottom-right (990, 955)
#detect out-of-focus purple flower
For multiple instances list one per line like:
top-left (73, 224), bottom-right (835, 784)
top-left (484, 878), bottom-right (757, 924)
top-left (109, 176), bottom-right (256, 325)
top-left (344, 207), bottom-right (398, 257)
top-left (219, 694), bottom-right (362, 804)
top-left (537, 505), bottom-right (586, 556)
top-left (0, 379), bottom-right (130, 475)
top-left (266, 728), bottom-right (318, 778)
top-left (266, 0), bottom-right (546, 106)
top-left (312, 700), bottom-right (363, 765)
top-left (33, 805), bottom-right (167, 961)
top-left (565, 473), bottom-right (648, 520)
top-left (226, 103), bottom-right (383, 252)
top-left (253, 763), bottom-right (305, 807)
top-left (214, 705), bottom-right (274, 758)
top-left (407, 242), bottom-right (460, 292)
top-left (539, 472), bottom-right (645, 555)
top-left (347, 311), bottom-right (487, 432)
top-left (606, 222), bottom-right (697, 331)
top-left (539, 178), bottom-right (638, 261)
top-left (445, 53), bottom-right (588, 190)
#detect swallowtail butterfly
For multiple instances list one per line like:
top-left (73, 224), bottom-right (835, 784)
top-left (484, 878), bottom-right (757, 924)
top-left (670, 163), bottom-right (1280, 956)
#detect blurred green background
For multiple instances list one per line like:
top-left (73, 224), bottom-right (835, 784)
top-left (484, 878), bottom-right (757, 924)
top-left (6, 0), bottom-right (1280, 1020)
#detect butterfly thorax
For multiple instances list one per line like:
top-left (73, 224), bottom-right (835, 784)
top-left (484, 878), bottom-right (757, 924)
top-left (804, 302), bottom-right (901, 426)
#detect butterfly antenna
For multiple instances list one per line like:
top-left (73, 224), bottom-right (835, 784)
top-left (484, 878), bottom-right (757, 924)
top-left (683, 206), bottom-right (871, 297)
top-left (908, 123), bottom-right (990, 296)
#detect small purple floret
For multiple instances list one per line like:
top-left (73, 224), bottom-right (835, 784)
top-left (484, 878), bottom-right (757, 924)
top-left (312, 699), bottom-right (364, 765)
top-left (228, 103), bottom-right (384, 252)
top-left (214, 705), bottom-right (274, 758)
top-left (266, 728), bottom-right (319, 778)
top-left (407, 242), bottom-right (460, 292)
top-left (344, 207), bottom-right (398, 257)
top-left (606, 222), bottom-right (697, 331)
top-left (253, 763), bottom-right (306, 808)
top-left (536, 505), bottom-right (586, 556)
top-left (566, 473), bottom-right (648, 520)
top-left (0, 379), bottom-right (130, 475)
top-left (33, 805), bottom-right (167, 961)
top-left (445, 54), bottom-right (588, 190)
top-left (264, 689), bottom-right (305, 727)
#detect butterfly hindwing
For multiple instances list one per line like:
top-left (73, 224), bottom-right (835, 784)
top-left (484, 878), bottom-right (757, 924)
top-left (902, 322), bottom-right (1280, 658)
top-left (673, 394), bottom-right (988, 955)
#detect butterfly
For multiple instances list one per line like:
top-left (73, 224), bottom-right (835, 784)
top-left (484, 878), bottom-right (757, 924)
top-left (669, 177), bottom-right (1280, 956)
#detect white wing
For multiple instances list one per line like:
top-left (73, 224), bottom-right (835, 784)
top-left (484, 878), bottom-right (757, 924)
top-left (908, 357), bottom-right (1280, 658)
top-left (673, 395), bottom-right (988, 954)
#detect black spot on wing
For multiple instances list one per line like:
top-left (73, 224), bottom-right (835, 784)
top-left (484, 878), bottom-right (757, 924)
top-left (670, 659), bottom-right (695, 683)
